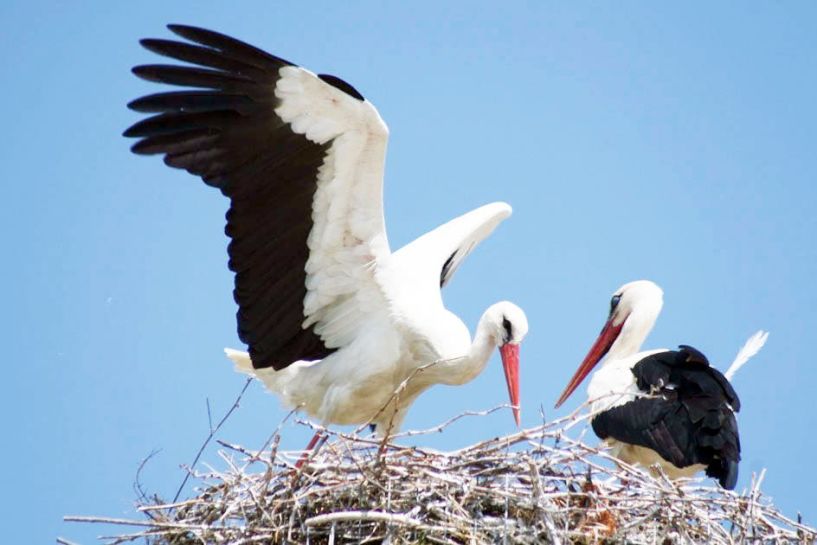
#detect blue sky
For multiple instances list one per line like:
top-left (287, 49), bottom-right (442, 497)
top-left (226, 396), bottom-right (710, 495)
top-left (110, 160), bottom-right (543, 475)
top-left (2, 2), bottom-right (816, 543)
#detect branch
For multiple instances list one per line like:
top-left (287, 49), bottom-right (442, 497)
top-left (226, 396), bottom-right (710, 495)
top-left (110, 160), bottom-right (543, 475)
top-left (173, 377), bottom-right (252, 502)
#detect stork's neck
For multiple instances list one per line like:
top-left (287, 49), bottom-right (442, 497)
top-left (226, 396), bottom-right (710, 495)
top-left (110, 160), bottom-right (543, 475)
top-left (437, 309), bottom-right (499, 386)
top-left (605, 305), bottom-right (661, 364)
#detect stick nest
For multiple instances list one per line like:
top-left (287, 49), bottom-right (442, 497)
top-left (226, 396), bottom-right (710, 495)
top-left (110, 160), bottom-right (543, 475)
top-left (69, 410), bottom-right (815, 545)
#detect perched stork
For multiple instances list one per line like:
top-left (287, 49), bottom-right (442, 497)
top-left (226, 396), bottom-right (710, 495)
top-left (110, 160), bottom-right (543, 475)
top-left (124, 25), bottom-right (529, 440)
top-left (554, 280), bottom-right (752, 489)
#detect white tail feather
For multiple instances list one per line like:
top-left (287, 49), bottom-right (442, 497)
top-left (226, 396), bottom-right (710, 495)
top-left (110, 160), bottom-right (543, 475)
top-left (224, 348), bottom-right (254, 374)
top-left (223, 348), bottom-right (293, 400)
top-left (724, 330), bottom-right (769, 381)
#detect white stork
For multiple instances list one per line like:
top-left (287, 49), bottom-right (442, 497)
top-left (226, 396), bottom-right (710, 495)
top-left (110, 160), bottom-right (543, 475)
top-left (124, 25), bottom-right (529, 442)
top-left (554, 280), bottom-right (764, 490)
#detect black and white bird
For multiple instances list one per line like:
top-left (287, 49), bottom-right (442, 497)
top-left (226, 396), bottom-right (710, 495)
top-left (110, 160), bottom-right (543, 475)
top-left (554, 280), bottom-right (767, 489)
top-left (124, 25), bottom-right (528, 440)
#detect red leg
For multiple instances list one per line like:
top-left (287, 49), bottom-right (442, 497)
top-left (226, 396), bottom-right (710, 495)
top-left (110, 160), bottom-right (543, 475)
top-left (295, 430), bottom-right (324, 469)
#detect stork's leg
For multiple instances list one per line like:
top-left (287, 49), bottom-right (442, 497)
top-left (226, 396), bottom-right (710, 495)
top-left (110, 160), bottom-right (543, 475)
top-left (295, 430), bottom-right (327, 469)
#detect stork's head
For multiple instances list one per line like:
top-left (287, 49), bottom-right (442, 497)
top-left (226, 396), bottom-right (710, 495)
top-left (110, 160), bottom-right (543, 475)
top-left (485, 301), bottom-right (528, 426)
top-left (554, 280), bottom-right (663, 408)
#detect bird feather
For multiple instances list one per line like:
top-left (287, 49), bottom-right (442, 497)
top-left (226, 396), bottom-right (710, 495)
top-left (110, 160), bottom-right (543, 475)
top-left (724, 330), bottom-right (769, 381)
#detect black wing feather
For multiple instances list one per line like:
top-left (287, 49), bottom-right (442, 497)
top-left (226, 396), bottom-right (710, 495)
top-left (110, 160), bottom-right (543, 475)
top-left (140, 39), bottom-right (268, 75)
top-left (593, 346), bottom-right (741, 489)
top-left (124, 25), bottom-right (338, 370)
top-left (128, 91), bottom-right (254, 114)
top-left (167, 24), bottom-right (293, 70)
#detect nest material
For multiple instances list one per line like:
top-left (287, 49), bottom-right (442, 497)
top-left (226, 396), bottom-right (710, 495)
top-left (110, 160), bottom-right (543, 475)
top-left (67, 410), bottom-right (815, 545)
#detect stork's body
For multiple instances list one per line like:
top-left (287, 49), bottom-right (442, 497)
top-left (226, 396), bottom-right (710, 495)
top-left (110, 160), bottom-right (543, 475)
top-left (556, 281), bottom-right (744, 489)
top-left (227, 299), bottom-right (525, 433)
top-left (125, 25), bottom-right (527, 437)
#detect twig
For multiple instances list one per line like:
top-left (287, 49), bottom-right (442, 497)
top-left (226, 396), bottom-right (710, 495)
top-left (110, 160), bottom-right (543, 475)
top-left (66, 408), bottom-right (815, 545)
top-left (305, 511), bottom-right (422, 527)
top-left (133, 448), bottom-right (161, 510)
top-left (173, 378), bottom-right (252, 502)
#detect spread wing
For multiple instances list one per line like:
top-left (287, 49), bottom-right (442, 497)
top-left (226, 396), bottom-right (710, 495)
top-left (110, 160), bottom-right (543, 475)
top-left (124, 25), bottom-right (391, 369)
top-left (377, 202), bottom-right (512, 323)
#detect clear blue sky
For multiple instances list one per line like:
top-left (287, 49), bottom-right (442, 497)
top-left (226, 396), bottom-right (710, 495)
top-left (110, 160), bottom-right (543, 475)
top-left (2, 2), bottom-right (815, 543)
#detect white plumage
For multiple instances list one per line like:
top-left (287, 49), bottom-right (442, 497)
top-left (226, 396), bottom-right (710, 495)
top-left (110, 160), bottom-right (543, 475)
top-left (222, 201), bottom-right (527, 433)
top-left (725, 330), bottom-right (769, 381)
top-left (226, 298), bottom-right (528, 432)
top-left (125, 25), bottom-right (529, 440)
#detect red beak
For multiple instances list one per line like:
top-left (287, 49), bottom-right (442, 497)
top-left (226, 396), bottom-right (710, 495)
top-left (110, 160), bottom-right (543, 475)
top-left (500, 343), bottom-right (521, 426)
top-left (554, 316), bottom-right (625, 408)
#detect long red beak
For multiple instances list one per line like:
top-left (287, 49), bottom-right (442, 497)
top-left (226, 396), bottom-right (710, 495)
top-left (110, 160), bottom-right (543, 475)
top-left (500, 343), bottom-right (521, 426)
top-left (554, 316), bottom-right (625, 408)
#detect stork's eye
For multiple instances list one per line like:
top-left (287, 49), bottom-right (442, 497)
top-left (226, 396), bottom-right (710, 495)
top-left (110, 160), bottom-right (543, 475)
top-left (502, 316), bottom-right (513, 343)
top-left (609, 294), bottom-right (622, 314)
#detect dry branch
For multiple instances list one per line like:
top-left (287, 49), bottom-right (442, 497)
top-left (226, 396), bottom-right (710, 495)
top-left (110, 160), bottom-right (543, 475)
top-left (67, 409), bottom-right (815, 545)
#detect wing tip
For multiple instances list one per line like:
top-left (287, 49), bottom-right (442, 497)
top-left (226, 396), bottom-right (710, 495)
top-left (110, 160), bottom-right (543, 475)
top-left (166, 23), bottom-right (206, 39)
top-left (130, 64), bottom-right (161, 83)
top-left (474, 201), bottom-right (512, 220)
top-left (122, 124), bottom-right (140, 138)
top-left (492, 201), bottom-right (513, 215)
